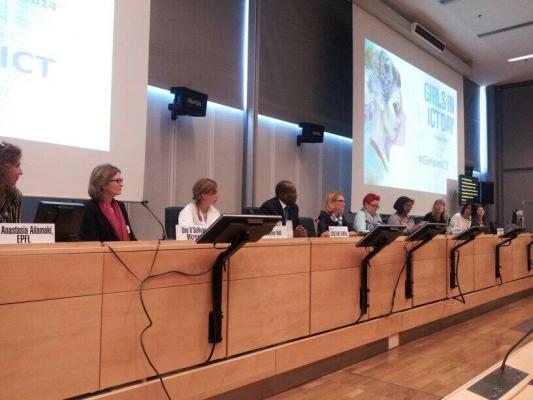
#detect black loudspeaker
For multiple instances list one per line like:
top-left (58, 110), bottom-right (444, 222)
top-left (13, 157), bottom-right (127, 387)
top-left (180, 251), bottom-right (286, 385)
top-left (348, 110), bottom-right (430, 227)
top-left (297, 122), bottom-right (325, 146)
top-left (480, 181), bottom-right (494, 205)
top-left (168, 87), bottom-right (208, 119)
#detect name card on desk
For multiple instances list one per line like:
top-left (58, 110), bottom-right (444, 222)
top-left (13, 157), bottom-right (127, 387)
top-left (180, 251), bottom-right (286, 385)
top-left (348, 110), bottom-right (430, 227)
top-left (262, 224), bottom-right (289, 239)
top-left (0, 223), bottom-right (55, 244)
top-left (328, 226), bottom-right (349, 238)
top-left (176, 225), bottom-right (207, 241)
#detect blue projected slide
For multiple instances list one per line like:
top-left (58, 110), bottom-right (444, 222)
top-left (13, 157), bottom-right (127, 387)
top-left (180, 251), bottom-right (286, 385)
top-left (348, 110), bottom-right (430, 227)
top-left (363, 39), bottom-right (457, 194)
top-left (0, 0), bottom-right (114, 151)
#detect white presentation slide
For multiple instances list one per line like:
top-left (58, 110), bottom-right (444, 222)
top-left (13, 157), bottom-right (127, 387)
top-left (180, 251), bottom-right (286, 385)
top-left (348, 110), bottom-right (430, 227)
top-left (363, 39), bottom-right (457, 195)
top-left (0, 0), bottom-right (149, 201)
top-left (0, 0), bottom-right (114, 151)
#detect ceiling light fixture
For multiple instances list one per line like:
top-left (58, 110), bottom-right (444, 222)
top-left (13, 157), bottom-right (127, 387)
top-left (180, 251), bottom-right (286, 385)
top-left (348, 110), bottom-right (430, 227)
top-left (507, 53), bottom-right (533, 62)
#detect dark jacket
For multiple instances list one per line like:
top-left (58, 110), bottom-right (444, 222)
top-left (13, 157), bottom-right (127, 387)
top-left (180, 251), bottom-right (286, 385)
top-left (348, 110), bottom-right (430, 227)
top-left (79, 199), bottom-right (136, 242)
top-left (422, 212), bottom-right (447, 224)
top-left (317, 211), bottom-right (352, 236)
top-left (259, 197), bottom-right (300, 227)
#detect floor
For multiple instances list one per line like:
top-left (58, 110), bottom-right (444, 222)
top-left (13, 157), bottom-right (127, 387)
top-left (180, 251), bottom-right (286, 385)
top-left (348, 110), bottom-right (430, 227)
top-left (266, 295), bottom-right (533, 400)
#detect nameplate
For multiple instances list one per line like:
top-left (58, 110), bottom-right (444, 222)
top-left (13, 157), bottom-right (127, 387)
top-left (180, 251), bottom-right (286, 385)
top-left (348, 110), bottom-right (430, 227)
top-left (263, 224), bottom-right (289, 239)
top-left (329, 226), bottom-right (349, 238)
top-left (0, 223), bottom-right (55, 244)
top-left (175, 225), bottom-right (207, 241)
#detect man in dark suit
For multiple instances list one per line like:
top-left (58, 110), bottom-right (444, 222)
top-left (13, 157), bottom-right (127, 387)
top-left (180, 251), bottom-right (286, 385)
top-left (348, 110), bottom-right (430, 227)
top-left (259, 180), bottom-right (307, 237)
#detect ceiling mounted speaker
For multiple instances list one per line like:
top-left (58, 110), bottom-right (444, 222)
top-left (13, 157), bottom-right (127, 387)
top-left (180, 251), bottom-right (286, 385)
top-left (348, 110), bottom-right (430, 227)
top-left (410, 22), bottom-right (446, 53)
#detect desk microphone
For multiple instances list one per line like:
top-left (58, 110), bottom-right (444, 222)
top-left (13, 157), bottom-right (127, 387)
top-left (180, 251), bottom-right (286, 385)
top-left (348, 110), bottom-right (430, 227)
top-left (140, 200), bottom-right (167, 240)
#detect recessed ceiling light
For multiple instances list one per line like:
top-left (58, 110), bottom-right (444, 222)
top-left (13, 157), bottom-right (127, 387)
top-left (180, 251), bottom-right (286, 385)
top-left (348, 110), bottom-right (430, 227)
top-left (507, 53), bottom-right (533, 62)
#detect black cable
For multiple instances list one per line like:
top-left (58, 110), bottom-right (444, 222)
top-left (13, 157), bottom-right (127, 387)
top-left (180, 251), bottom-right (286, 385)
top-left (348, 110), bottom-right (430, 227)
top-left (500, 325), bottom-right (533, 372)
top-left (451, 248), bottom-right (465, 304)
top-left (105, 240), bottom-right (215, 400)
top-left (105, 244), bottom-right (142, 282)
top-left (387, 244), bottom-right (409, 316)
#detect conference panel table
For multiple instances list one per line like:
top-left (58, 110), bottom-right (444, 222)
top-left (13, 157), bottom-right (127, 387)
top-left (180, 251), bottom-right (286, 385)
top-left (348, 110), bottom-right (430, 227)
top-left (0, 234), bottom-right (531, 400)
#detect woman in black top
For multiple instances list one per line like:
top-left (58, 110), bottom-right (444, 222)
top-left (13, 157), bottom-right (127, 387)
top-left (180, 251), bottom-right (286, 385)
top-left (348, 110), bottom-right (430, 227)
top-left (471, 204), bottom-right (487, 227)
top-left (317, 191), bottom-right (356, 237)
top-left (423, 199), bottom-right (448, 224)
top-left (0, 142), bottom-right (23, 223)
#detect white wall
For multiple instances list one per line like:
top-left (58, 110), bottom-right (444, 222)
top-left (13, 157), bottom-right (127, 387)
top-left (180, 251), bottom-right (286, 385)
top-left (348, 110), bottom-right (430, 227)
top-left (129, 86), bottom-right (353, 240)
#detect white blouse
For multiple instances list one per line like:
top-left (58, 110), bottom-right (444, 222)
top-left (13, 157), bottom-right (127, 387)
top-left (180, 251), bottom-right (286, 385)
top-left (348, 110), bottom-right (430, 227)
top-left (178, 202), bottom-right (220, 227)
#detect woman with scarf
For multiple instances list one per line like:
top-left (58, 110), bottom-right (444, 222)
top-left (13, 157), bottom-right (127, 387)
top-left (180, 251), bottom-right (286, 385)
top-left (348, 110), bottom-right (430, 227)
top-left (79, 164), bottom-right (136, 241)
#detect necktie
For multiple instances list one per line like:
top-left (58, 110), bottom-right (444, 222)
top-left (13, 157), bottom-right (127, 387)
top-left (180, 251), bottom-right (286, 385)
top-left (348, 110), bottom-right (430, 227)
top-left (284, 207), bottom-right (289, 222)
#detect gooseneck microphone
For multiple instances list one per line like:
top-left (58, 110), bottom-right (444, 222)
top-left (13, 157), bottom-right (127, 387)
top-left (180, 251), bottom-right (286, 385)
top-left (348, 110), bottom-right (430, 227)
top-left (140, 200), bottom-right (167, 240)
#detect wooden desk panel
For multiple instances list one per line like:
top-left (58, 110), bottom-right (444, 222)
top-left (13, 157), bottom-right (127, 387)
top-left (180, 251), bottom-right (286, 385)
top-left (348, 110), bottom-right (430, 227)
top-left (0, 251), bottom-right (103, 304)
top-left (229, 239), bottom-right (309, 280)
top-left (368, 239), bottom-right (412, 318)
top-left (100, 282), bottom-right (227, 389)
top-left (227, 273), bottom-right (310, 356)
top-left (512, 234), bottom-right (533, 280)
top-left (310, 267), bottom-right (360, 334)
top-left (103, 241), bottom-right (224, 293)
top-left (474, 236), bottom-right (500, 289)
top-left (447, 239), bottom-right (474, 298)
top-left (412, 238), bottom-right (447, 306)
top-left (310, 238), bottom-right (365, 271)
top-left (0, 296), bottom-right (101, 400)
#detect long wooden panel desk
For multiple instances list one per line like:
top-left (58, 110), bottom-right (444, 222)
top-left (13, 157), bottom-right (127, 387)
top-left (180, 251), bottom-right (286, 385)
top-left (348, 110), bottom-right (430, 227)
top-left (0, 235), bottom-right (531, 400)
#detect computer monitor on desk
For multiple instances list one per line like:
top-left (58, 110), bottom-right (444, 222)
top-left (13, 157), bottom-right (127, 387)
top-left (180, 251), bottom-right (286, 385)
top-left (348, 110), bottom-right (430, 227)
top-left (33, 201), bottom-right (86, 242)
top-left (406, 223), bottom-right (447, 242)
top-left (452, 225), bottom-right (487, 241)
top-left (356, 225), bottom-right (405, 316)
top-left (356, 224), bottom-right (405, 249)
top-left (195, 214), bottom-right (281, 345)
top-left (196, 214), bottom-right (281, 244)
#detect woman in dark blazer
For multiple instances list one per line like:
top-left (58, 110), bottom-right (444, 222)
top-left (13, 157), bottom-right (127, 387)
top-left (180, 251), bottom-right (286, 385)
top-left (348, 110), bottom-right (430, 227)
top-left (317, 191), bottom-right (356, 237)
top-left (79, 164), bottom-right (136, 241)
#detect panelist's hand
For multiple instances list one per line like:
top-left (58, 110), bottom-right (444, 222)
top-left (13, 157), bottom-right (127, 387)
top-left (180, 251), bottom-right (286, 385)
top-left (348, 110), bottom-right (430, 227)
top-left (320, 231), bottom-right (330, 237)
top-left (348, 231), bottom-right (357, 237)
top-left (294, 225), bottom-right (308, 238)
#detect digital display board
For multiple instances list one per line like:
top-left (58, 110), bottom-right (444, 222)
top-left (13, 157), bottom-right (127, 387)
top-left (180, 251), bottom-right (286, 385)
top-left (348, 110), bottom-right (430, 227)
top-left (458, 175), bottom-right (479, 205)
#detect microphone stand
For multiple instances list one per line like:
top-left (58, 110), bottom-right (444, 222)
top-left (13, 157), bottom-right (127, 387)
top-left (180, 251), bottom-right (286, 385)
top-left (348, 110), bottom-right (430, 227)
top-left (140, 200), bottom-right (167, 240)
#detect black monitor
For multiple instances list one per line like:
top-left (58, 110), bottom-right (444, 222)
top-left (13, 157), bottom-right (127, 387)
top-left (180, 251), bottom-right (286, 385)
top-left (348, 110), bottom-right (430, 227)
top-left (406, 223), bottom-right (447, 242)
top-left (502, 227), bottom-right (526, 239)
top-left (33, 201), bottom-right (86, 242)
top-left (452, 225), bottom-right (487, 241)
top-left (356, 224), bottom-right (405, 248)
top-left (196, 214), bottom-right (282, 244)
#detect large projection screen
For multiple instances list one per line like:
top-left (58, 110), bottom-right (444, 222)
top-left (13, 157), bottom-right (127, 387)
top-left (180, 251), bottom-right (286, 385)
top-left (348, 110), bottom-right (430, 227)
top-left (352, 5), bottom-right (464, 215)
top-left (0, 0), bottom-right (150, 201)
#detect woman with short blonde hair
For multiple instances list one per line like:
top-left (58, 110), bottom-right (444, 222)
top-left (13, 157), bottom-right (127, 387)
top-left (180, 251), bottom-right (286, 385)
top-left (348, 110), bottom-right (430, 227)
top-left (317, 191), bottom-right (355, 237)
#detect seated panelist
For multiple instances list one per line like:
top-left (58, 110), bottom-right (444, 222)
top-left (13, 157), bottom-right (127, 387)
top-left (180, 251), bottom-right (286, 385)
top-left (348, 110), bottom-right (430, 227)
top-left (178, 178), bottom-right (220, 227)
top-left (471, 203), bottom-right (487, 227)
top-left (317, 191), bottom-right (356, 237)
top-left (354, 193), bottom-right (382, 233)
top-left (0, 142), bottom-right (23, 223)
top-left (259, 180), bottom-right (307, 237)
top-left (449, 203), bottom-right (472, 233)
top-left (79, 164), bottom-right (136, 241)
top-left (423, 199), bottom-right (448, 224)
top-left (387, 196), bottom-right (418, 233)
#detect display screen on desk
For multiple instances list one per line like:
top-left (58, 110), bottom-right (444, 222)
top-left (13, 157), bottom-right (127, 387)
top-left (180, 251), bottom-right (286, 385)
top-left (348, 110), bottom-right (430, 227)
top-left (458, 175), bottom-right (479, 205)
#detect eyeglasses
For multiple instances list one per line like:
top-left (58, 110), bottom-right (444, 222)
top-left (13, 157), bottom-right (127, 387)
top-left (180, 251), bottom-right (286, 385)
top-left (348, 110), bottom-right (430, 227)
top-left (108, 178), bottom-right (124, 184)
top-left (335, 199), bottom-right (346, 203)
top-left (368, 203), bottom-right (380, 209)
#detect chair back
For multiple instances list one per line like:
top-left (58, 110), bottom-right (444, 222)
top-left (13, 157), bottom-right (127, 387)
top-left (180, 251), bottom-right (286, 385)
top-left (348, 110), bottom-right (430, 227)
top-left (299, 216), bottom-right (317, 237)
top-left (165, 206), bottom-right (184, 239)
